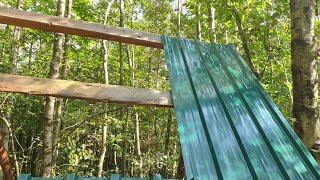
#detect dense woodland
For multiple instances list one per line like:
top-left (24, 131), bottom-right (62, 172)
top-left (0, 0), bottom-right (319, 179)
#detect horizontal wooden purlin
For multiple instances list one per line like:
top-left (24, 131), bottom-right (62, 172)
top-left (0, 74), bottom-right (173, 108)
top-left (0, 7), bottom-right (163, 49)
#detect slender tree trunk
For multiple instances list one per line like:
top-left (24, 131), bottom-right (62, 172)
top-left (121, 109), bottom-right (129, 176)
top-left (52, 1), bottom-right (72, 174)
top-left (40, 0), bottom-right (65, 177)
top-left (196, 1), bottom-right (201, 41)
top-left (291, 0), bottom-right (320, 163)
top-left (98, 0), bottom-right (114, 175)
top-left (97, 1), bottom-right (115, 177)
top-left (114, 150), bottom-right (118, 171)
top-left (118, 0), bottom-right (128, 175)
top-left (207, 5), bottom-right (215, 42)
top-left (9, 0), bottom-right (23, 74)
top-left (126, 46), bottom-right (135, 86)
top-left (135, 113), bottom-right (143, 177)
top-left (130, 15), bottom-right (135, 86)
top-left (233, 9), bottom-right (261, 80)
top-left (97, 114), bottom-right (108, 177)
top-left (30, 137), bottom-right (39, 176)
top-left (119, 0), bottom-right (124, 85)
top-left (172, 142), bottom-right (177, 178)
top-left (130, 145), bottom-right (134, 176)
top-left (177, 0), bottom-right (181, 36)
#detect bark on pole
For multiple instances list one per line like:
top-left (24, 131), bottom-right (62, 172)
top-left (40, 0), bottom-right (65, 177)
top-left (291, 0), bottom-right (320, 163)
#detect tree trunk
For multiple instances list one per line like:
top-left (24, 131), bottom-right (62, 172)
top-left (207, 5), bottom-right (215, 42)
top-left (97, 113), bottom-right (108, 177)
top-left (119, 0), bottom-right (124, 85)
top-left (52, 0), bottom-right (72, 175)
top-left (0, 132), bottom-right (13, 180)
top-left (118, 0), bottom-right (127, 175)
top-left (233, 9), bottom-right (261, 80)
top-left (196, 1), bottom-right (201, 41)
top-left (135, 113), bottom-right (143, 177)
top-left (130, 145), bottom-right (134, 176)
top-left (177, 0), bottom-right (181, 36)
top-left (30, 136), bottom-right (39, 176)
top-left (172, 142), bottom-right (177, 178)
top-left (291, 0), bottom-right (320, 163)
top-left (9, 0), bottom-right (23, 74)
top-left (97, 2), bottom-right (115, 177)
top-left (161, 109), bottom-right (172, 177)
top-left (114, 150), bottom-right (118, 171)
top-left (121, 109), bottom-right (129, 176)
top-left (40, 0), bottom-right (65, 177)
top-left (126, 46), bottom-right (135, 86)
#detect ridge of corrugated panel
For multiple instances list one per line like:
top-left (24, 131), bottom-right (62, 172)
top-left (162, 35), bottom-right (320, 180)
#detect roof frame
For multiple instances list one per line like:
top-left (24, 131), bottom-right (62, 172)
top-left (0, 7), bottom-right (164, 48)
top-left (0, 7), bottom-right (171, 107)
top-left (0, 74), bottom-right (173, 108)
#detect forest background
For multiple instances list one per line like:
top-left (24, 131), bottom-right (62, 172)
top-left (0, 0), bottom-right (317, 179)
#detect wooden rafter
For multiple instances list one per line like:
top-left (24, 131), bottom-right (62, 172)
top-left (0, 74), bottom-right (173, 108)
top-left (0, 7), bottom-right (163, 49)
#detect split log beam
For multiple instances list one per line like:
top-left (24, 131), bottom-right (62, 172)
top-left (0, 7), bottom-right (163, 49)
top-left (0, 74), bottom-right (173, 108)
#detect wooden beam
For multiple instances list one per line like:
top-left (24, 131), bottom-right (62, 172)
top-left (0, 74), bottom-right (173, 108)
top-left (0, 7), bottom-right (164, 49)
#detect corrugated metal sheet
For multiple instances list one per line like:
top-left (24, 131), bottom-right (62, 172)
top-left (18, 174), bottom-right (176, 180)
top-left (162, 36), bottom-right (320, 180)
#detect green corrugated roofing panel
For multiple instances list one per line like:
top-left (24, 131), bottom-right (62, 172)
top-left (162, 35), bottom-right (320, 180)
